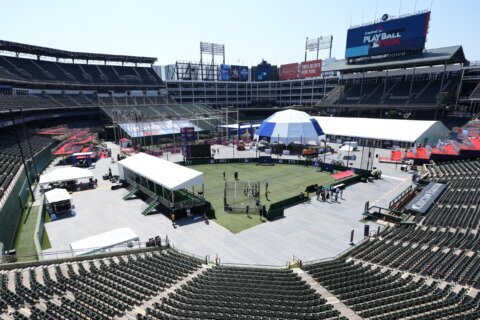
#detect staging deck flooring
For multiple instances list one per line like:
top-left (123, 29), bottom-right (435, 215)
top-left (42, 142), bottom-right (412, 265)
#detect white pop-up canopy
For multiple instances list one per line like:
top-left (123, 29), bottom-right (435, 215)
top-left (70, 228), bottom-right (139, 256)
top-left (39, 167), bottom-right (94, 186)
top-left (44, 188), bottom-right (71, 204)
top-left (118, 152), bottom-right (204, 191)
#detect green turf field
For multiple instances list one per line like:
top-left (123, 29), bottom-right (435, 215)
top-left (14, 205), bottom-right (39, 262)
top-left (189, 163), bottom-right (335, 233)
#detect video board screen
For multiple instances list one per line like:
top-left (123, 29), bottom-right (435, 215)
top-left (345, 11), bottom-right (430, 59)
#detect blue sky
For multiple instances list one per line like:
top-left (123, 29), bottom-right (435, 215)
top-left (1, 0), bottom-right (478, 66)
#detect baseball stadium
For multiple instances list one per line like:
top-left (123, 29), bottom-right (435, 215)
top-left (0, 1), bottom-right (479, 319)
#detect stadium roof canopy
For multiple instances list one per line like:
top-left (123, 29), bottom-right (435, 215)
top-left (323, 46), bottom-right (467, 73)
top-left (118, 153), bottom-right (204, 190)
top-left (0, 40), bottom-right (157, 64)
top-left (314, 116), bottom-right (450, 144)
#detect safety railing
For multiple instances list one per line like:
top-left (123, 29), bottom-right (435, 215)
top-left (1, 239), bottom-right (169, 267)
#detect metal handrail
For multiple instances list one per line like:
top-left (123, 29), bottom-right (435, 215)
top-left (219, 262), bottom-right (286, 269)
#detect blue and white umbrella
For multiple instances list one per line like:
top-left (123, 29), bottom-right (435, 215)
top-left (256, 109), bottom-right (325, 145)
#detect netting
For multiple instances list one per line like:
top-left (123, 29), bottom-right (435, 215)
top-left (224, 180), bottom-right (261, 213)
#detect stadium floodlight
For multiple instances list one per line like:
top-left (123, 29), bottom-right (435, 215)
top-left (200, 42), bottom-right (225, 80)
top-left (200, 42), bottom-right (225, 65)
top-left (305, 36), bottom-right (333, 60)
top-left (200, 42), bottom-right (225, 56)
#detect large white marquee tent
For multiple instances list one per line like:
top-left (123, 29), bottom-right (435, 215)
top-left (314, 117), bottom-right (450, 145)
top-left (118, 153), bottom-right (204, 191)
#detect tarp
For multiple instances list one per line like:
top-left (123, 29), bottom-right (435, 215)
top-left (70, 228), bottom-right (139, 256)
top-left (39, 167), bottom-right (94, 185)
top-left (118, 152), bottom-right (204, 191)
top-left (256, 109), bottom-right (325, 144)
top-left (44, 188), bottom-right (71, 204)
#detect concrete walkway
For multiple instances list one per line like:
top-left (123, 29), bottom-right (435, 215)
top-left (293, 268), bottom-right (362, 320)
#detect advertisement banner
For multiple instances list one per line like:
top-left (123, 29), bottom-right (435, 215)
top-left (300, 59), bottom-right (322, 79)
top-left (220, 64), bottom-right (230, 81)
top-left (345, 11), bottom-right (430, 59)
top-left (405, 182), bottom-right (446, 214)
top-left (231, 65), bottom-right (249, 81)
top-left (279, 63), bottom-right (299, 80)
top-left (180, 127), bottom-right (195, 141)
top-left (257, 64), bottom-right (272, 81)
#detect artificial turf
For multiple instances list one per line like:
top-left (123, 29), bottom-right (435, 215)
top-left (189, 163), bottom-right (335, 233)
top-left (13, 205), bottom-right (40, 262)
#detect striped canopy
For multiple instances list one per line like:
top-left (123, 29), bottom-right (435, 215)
top-left (256, 109), bottom-right (325, 145)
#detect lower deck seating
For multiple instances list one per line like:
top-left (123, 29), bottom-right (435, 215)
top-left (0, 249), bottom-right (202, 319)
top-left (303, 258), bottom-right (480, 320)
top-left (139, 266), bottom-right (344, 320)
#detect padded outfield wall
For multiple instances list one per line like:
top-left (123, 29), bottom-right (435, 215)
top-left (0, 142), bottom-right (56, 250)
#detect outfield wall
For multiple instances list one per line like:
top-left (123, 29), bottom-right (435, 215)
top-left (0, 143), bottom-right (56, 250)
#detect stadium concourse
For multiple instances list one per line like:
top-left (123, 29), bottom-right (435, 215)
top-left (39, 141), bottom-right (411, 265)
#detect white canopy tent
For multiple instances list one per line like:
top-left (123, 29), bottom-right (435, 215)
top-left (44, 188), bottom-right (71, 204)
top-left (70, 228), bottom-right (139, 256)
top-left (339, 145), bottom-right (354, 152)
top-left (44, 188), bottom-right (73, 215)
top-left (39, 167), bottom-right (94, 186)
top-left (314, 117), bottom-right (450, 145)
top-left (118, 153), bottom-right (204, 191)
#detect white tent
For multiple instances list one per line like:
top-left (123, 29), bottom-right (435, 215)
top-left (118, 153), bottom-right (204, 191)
top-left (39, 167), bottom-right (94, 186)
top-left (339, 145), bottom-right (354, 152)
top-left (44, 189), bottom-right (71, 204)
top-left (256, 109), bottom-right (325, 145)
top-left (314, 117), bottom-right (450, 144)
top-left (70, 228), bottom-right (139, 256)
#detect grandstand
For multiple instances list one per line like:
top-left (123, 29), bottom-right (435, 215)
top-left (165, 46), bottom-right (480, 121)
top-left (0, 40), bottom-right (160, 87)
